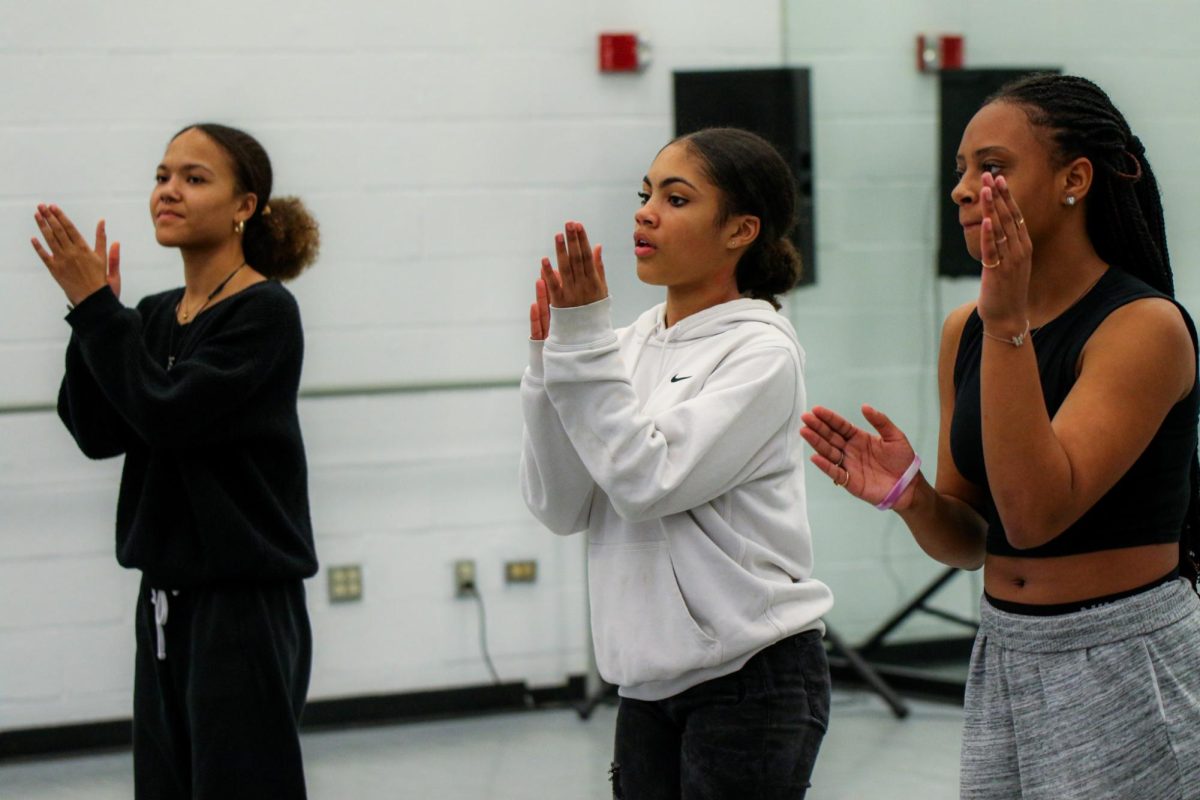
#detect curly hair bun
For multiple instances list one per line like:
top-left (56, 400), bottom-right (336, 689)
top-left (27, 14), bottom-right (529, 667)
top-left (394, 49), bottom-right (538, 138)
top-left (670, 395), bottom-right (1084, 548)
top-left (246, 196), bottom-right (320, 281)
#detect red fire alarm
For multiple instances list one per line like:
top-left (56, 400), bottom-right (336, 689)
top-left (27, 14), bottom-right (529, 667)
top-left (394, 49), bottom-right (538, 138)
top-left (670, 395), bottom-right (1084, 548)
top-left (599, 32), bottom-right (645, 73)
top-left (917, 34), bottom-right (964, 72)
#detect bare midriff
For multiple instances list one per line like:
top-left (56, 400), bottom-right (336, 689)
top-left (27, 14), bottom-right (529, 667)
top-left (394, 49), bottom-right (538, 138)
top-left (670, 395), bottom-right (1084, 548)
top-left (984, 542), bottom-right (1179, 604)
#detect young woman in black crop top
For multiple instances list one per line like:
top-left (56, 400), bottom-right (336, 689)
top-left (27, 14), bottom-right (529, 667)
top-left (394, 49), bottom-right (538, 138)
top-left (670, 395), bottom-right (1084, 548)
top-left (34, 124), bottom-right (320, 798)
top-left (802, 74), bottom-right (1200, 798)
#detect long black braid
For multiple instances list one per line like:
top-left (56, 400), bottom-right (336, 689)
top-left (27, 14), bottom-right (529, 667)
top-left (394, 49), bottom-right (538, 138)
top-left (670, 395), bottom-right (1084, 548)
top-left (989, 73), bottom-right (1200, 587)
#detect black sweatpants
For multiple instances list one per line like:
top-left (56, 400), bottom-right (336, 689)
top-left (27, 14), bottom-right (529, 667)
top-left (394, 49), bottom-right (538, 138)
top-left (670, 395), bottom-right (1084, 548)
top-left (133, 576), bottom-right (312, 799)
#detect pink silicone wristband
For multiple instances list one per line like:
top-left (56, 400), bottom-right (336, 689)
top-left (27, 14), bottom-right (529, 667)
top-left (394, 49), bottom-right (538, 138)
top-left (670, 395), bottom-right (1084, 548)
top-left (876, 455), bottom-right (921, 511)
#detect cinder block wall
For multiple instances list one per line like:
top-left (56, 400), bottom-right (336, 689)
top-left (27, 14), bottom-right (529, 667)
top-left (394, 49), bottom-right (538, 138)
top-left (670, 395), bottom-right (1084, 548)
top-left (3, 0), bottom-right (1198, 731)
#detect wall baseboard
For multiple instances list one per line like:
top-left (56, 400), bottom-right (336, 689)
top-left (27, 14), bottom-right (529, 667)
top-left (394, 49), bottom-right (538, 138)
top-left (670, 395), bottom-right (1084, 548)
top-left (0, 676), bottom-right (587, 762)
top-left (2, 637), bottom-right (972, 761)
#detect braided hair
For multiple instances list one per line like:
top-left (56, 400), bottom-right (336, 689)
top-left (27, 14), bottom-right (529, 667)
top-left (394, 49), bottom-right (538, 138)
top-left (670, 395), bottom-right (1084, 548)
top-left (989, 74), bottom-right (1199, 585)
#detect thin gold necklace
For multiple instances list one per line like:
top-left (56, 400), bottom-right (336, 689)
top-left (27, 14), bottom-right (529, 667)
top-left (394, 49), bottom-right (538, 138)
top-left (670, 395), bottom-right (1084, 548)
top-left (167, 261), bottom-right (248, 370)
top-left (177, 261), bottom-right (247, 323)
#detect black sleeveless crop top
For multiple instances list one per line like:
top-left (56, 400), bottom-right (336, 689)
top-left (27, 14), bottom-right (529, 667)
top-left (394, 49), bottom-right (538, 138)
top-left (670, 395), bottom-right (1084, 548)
top-left (950, 267), bottom-right (1199, 557)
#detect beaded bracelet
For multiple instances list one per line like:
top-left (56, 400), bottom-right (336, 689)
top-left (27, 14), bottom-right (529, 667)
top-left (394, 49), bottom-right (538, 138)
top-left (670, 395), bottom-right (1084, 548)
top-left (876, 455), bottom-right (922, 511)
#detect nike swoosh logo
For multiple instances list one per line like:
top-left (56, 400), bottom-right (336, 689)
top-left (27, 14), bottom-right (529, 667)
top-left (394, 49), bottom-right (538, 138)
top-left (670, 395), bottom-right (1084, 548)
top-left (670, 375), bottom-right (692, 383)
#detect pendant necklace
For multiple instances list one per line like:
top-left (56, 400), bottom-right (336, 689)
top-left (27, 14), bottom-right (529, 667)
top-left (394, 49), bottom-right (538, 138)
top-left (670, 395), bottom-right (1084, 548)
top-left (166, 261), bottom-right (247, 370)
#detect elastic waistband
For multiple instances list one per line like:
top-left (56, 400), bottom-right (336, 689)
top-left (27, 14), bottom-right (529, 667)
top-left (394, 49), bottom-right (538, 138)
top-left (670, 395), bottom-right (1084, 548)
top-left (984, 567), bottom-right (1179, 616)
top-left (979, 577), bottom-right (1199, 653)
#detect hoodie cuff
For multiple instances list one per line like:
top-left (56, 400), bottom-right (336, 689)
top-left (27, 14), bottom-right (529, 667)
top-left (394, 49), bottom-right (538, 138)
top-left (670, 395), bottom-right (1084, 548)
top-left (547, 297), bottom-right (614, 348)
top-left (526, 339), bottom-right (546, 380)
top-left (65, 286), bottom-right (123, 335)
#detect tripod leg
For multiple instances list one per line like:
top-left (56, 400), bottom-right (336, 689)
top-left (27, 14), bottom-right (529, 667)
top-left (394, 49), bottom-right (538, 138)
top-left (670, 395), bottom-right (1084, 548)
top-left (859, 567), bottom-right (962, 655)
top-left (825, 625), bottom-right (909, 719)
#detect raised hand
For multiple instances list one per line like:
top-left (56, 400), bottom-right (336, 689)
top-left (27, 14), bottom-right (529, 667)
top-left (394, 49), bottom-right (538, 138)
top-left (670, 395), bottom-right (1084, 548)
top-left (539, 220), bottom-right (608, 309)
top-left (529, 278), bottom-right (550, 341)
top-left (976, 173), bottom-right (1032, 335)
top-left (800, 404), bottom-right (919, 510)
top-left (32, 205), bottom-right (121, 305)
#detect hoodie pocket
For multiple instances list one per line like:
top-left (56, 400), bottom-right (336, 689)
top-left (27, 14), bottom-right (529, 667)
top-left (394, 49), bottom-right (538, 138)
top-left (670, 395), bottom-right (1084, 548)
top-left (588, 540), bottom-right (723, 687)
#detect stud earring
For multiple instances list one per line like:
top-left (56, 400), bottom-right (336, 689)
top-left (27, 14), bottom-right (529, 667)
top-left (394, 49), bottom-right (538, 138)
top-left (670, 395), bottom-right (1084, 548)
top-left (234, 220), bottom-right (245, 234)
top-left (1065, 196), bottom-right (1077, 207)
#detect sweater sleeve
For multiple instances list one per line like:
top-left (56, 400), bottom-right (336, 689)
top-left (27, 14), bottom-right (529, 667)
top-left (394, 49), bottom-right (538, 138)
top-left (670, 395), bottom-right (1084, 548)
top-left (66, 285), bottom-right (300, 450)
top-left (520, 339), bottom-right (596, 534)
top-left (542, 298), bottom-right (799, 523)
top-left (57, 333), bottom-right (132, 459)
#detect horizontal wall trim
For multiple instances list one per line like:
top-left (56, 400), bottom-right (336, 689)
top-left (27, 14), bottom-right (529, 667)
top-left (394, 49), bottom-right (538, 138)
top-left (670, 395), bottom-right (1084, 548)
top-left (0, 378), bottom-right (521, 417)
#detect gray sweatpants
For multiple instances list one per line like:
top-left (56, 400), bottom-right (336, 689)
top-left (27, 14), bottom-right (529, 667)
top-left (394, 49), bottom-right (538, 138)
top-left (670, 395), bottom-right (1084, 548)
top-left (961, 578), bottom-right (1200, 799)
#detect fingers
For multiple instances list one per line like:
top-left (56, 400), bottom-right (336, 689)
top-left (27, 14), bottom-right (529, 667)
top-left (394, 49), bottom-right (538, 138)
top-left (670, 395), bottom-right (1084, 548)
top-left (45, 205), bottom-right (88, 249)
top-left (593, 244), bottom-right (606, 292)
top-left (805, 405), bottom-right (857, 444)
top-left (540, 257), bottom-right (562, 306)
top-left (861, 404), bottom-right (900, 440)
top-left (563, 221), bottom-right (590, 295)
top-left (554, 232), bottom-right (574, 296)
top-left (30, 237), bottom-right (53, 268)
top-left (979, 182), bottom-right (1001, 269)
top-left (94, 219), bottom-right (107, 261)
top-left (799, 424), bottom-right (844, 467)
top-left (34, 206), bottom-right (64, 252)
top-left (529, 301), bottom-right (544, 340)
top-left (535, 277), bottom-right (550, 334)
top-left (994, 176), bottom-right (1031, 251)
top-left (569, 222), bottom-right (605, 295)
top-left (108, 241), bottom-right (121, 297)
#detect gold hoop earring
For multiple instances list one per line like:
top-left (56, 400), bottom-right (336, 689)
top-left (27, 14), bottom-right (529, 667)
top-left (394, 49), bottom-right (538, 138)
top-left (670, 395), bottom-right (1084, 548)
top-left (235, 220), bottom-right (245, 234)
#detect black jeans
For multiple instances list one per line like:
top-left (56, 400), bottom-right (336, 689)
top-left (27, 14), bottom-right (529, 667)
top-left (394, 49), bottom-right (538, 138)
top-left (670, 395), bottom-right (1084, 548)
top-left (611, 629), bottom-right (830, 799)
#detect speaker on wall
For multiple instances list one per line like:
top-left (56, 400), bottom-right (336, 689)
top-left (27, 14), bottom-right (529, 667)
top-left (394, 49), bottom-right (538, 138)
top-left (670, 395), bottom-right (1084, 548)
top-left (938, 68), bottom-right (1060, 277)
top-left (673, 68), bottom-right (815, 286)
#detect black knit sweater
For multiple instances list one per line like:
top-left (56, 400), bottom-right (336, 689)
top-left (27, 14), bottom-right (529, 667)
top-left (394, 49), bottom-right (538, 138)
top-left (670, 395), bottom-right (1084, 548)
top-left (58, 282), bottom-right (318, 587)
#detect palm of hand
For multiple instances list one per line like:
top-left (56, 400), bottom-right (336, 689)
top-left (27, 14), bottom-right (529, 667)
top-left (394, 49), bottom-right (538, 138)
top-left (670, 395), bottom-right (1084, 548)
top-left (842, 431), bottom-right (915, 504)
top-left (800, 404), bottom-right (915, 507)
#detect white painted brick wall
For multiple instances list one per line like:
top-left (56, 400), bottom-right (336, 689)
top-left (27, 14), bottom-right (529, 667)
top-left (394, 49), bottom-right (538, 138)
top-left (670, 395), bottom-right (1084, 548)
top-left (3, 0), bottom-right (1199, 731)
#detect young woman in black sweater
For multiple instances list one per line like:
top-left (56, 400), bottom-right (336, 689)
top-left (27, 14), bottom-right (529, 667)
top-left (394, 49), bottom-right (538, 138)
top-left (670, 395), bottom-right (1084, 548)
top-left (33, 123), bottom-right (319, 799)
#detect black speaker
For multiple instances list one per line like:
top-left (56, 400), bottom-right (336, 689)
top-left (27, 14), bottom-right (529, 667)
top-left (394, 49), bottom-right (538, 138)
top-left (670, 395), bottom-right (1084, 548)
top-left (937, 68), bottom-right (1060, 277)
top-left (673, 68), bottom-right (815, 286)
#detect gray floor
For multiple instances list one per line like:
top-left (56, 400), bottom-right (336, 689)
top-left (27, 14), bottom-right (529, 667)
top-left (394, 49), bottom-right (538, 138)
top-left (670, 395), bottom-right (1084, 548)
top-left (0, 690), bottom-right (962, 799)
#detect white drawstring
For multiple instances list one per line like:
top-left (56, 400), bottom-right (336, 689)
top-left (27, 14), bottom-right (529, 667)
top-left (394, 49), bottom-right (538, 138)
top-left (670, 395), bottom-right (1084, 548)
top-left (149, 589), bottom-right (179, 661)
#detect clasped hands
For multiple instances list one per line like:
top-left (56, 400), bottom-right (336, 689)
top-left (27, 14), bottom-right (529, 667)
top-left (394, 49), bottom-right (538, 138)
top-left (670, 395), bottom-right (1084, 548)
top-left (31, 204), bottom-right (121, 306)
top-left (529, 221), bottom-right (608, 341)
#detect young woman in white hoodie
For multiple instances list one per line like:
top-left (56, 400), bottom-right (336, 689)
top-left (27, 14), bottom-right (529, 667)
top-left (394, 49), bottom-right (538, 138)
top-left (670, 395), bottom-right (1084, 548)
top-left (520, 128), bottom-right (834, 799)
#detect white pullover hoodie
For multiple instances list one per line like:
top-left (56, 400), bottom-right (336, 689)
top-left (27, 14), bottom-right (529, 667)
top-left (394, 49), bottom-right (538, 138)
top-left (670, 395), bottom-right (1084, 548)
top-left (520, 296), bottom-right (834, 701)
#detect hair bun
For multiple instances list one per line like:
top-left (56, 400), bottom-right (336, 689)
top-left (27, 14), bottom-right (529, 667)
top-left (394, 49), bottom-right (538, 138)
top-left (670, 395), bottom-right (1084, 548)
top-left (246, 196), bottom-right (320, 281)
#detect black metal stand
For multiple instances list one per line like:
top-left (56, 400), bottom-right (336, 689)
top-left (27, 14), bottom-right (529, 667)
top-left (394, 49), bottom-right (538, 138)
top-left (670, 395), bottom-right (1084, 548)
top-left (575, 681), bottom-right (616, 721)
top-left (824, 624), bottom-right (909, 719)
top-left (859, 567), bottom-right (979, 657)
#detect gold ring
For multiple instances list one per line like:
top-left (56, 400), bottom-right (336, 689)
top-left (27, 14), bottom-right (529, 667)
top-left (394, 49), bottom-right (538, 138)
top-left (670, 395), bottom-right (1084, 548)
top-left (834, 468), bottom-right (850, 488)
top-left (995, 236), bottom-right (1008, 245)
top-left (1015, 217), bottom-right (1025, 226)
top-left (981, 259), bottom-right (1001, 269)
top-left (835, 451), bottom-right (845, 469)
